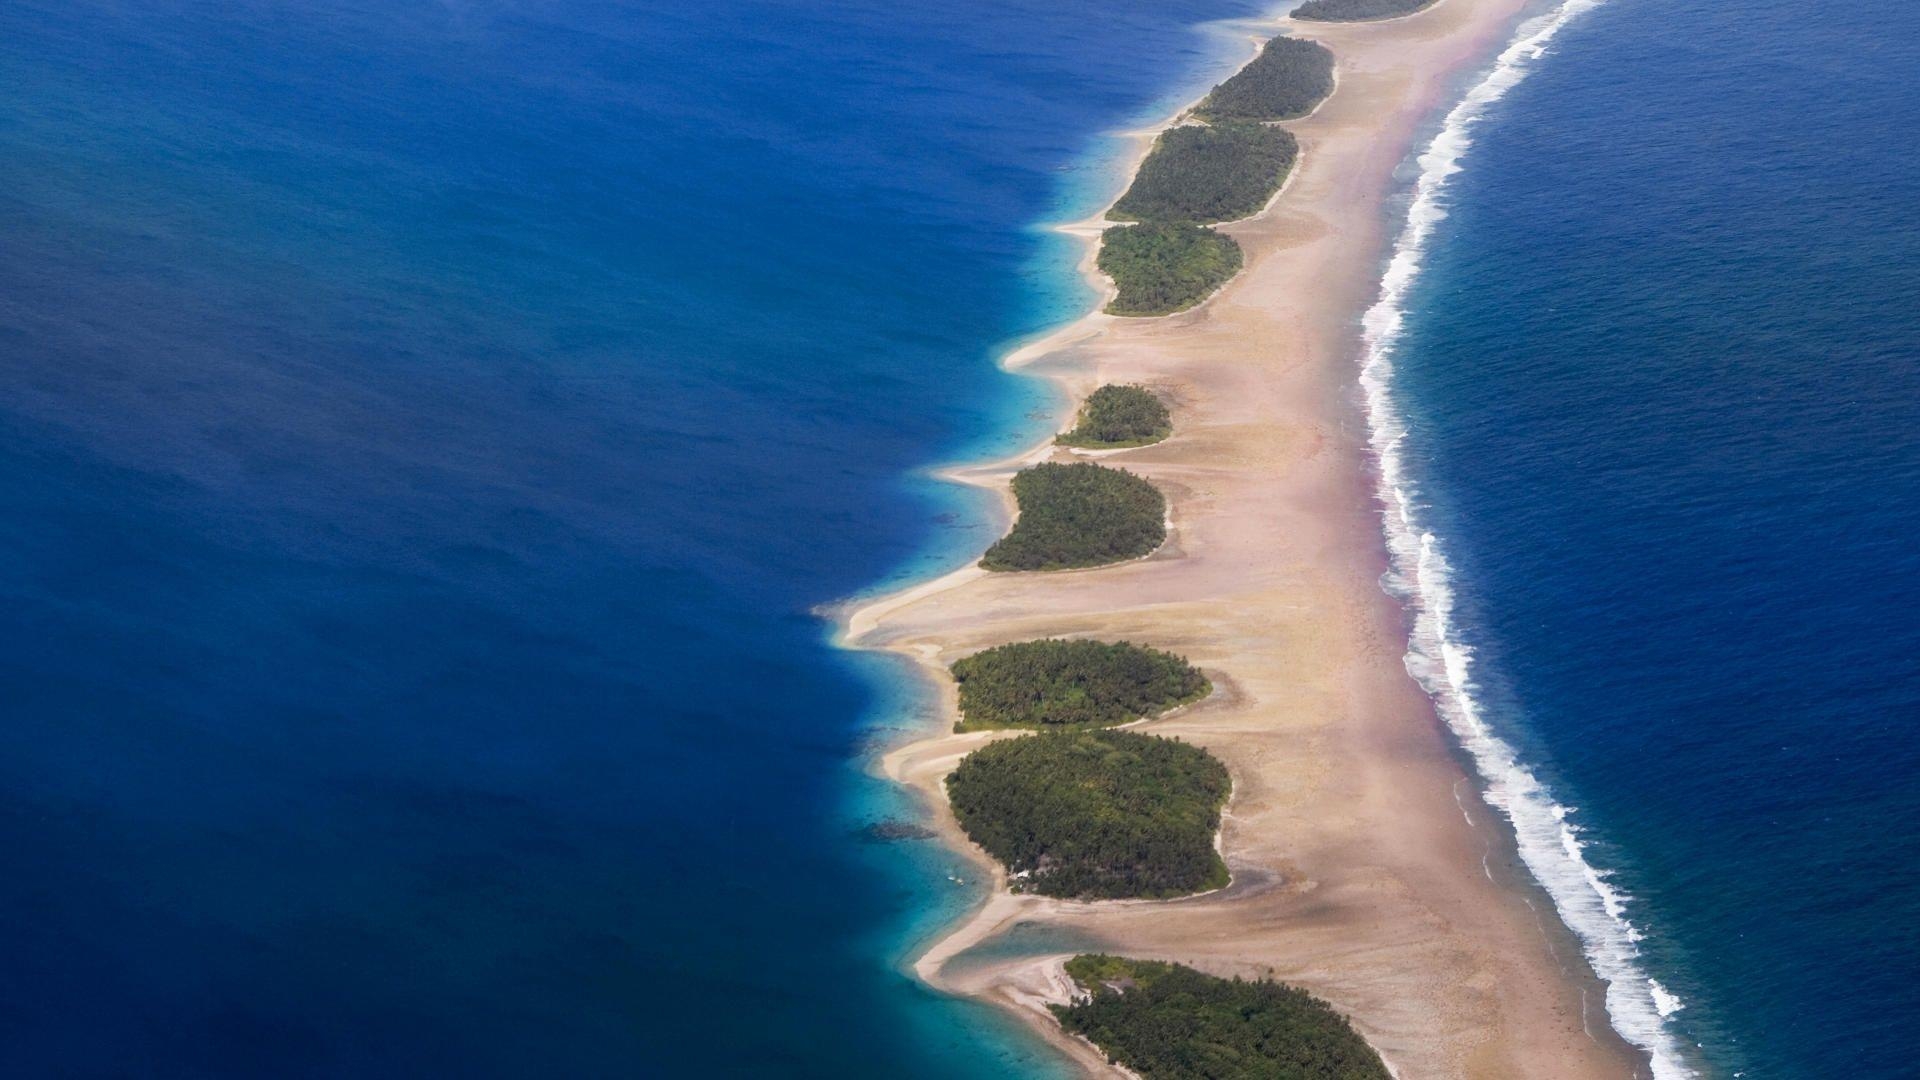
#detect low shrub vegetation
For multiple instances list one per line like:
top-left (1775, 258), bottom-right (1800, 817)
top-left (1111, 121), bottom-right (1298, 225)
top-left (1053, 955), bottom-right (1391, 1079)
top-left (1098, 223), bottom-right (1242, 317)
top-left (951, 638), bottom-right (1209, 732)
top-left (980, 461), bottom-right (1166, 571)
top-left (1192, 36), bottom-right (1334, 123)
top-left (1293, 0), bottom-right (1436, 21)
top-left (1058, 384), bottom-right (1172, 449)
top-left (946, 730), bottom-right (1231, 899)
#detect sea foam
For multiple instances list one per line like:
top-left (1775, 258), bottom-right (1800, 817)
top-left (1356, 2), bottom-right (1694, 1076)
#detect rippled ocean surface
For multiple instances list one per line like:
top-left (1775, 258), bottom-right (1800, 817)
top-left (0, 0), bottom-right (1268, 1074)
top-left (1388, 0), bottom-right (1920, 1075)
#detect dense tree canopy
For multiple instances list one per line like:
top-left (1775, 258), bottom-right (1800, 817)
top-left (1111, 122), bottom-right (1298, 225)
top-left (1098, 223), bottom-right (1243, 317)
top-left (1193, 36), bottom-right (1334, 122)
top-left (1293, 0), bottom-right (1435, 21)
top-left (951, 638), bottom-right (1209, 732)
top-left (1059, 384), bottom-right (1172, 448)
top-left (947, 730), bottom-right (1231, 899)
top-left (980, 461), bottom-right (1166, 571)
top-left (1053, 956), bottom-right (1392, 1080)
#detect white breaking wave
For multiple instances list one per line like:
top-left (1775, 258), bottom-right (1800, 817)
top-left (1355, 2), bottom-right (1694, 1077)
top-left (1651, 980), bottom-right (1686, 1018)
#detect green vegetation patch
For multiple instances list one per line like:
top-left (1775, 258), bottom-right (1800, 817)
top-left (1293, 0), bottom-right (1436, 22)
top-left (1111, 122), bottom-right (1299, 225)
top-left (1054, 956), bottom-right (1391, 1080)
top-left (1058, 384), bottom-right (1172, 449)
top-left (1098, 223), bottom-right (1243, 317)
top-left (947, 730), bottom-right (1230, 899)
top-left (951, 638), bottom-right (1209, 732)
top-left (1193, 36), bottom-right (1334, 123)
top-left (980, 461), bottom-right (1166, 571)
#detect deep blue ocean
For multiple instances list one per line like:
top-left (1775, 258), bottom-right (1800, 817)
top-left (0, 0), bottom-right (1272, 1076)
top-left (1385, 0), bottom-right (1920, 1075)
top-left (2, 0), bottom-right (1915, 1077)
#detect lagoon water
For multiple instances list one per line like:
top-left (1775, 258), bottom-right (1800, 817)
top-left (3, 0), bottom-right (1917, 1077)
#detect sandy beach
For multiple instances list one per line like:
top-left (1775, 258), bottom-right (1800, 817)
top-left (843, 0), bottom-right (1649, 1075)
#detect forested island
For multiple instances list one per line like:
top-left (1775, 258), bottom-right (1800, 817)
top-left (951, 638), bottom-right (1209, 732)
top-left (1058, 384), bottom-right (1173, 448)
top-left (1293, 0), bottom-right (1436, 21)
top-left (1098, 223), bottom-right (1244, 317)
top-left (947, 730), bottom-right (1230, 899)
top-left (980, 461), bottom-right (1167, 570)
top-left (1111, 122), bottom-right (1298, 225)
top-left (1096, 35), bottom-right (1330, 316)
top-left (1192, 36), bottom-right (1334, 123)
top-left (1052, 956), bottom-right (1391, 1079)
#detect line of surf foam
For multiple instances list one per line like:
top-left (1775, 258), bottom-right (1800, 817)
top-left (1355, 2), bottom-right (1693, 1076)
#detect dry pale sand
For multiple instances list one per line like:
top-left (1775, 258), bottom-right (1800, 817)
top-left (841, 0), bottom-right (1650, 1076)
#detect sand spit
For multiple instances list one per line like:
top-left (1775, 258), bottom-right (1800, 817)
top-left (842, 0), bottom-right (1648, 1075)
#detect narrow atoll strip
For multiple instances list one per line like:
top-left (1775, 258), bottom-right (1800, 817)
top-left (841, 2), bottom-right (1648, 1074)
